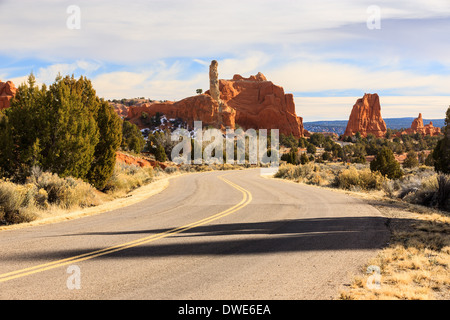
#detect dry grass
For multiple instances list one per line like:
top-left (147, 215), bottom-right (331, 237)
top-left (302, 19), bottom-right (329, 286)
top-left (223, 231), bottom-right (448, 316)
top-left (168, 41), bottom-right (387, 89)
top-left (103, 162), bottom-right (154, 196)
top-left (0, 169), bottom-right (102, 225)
top-left (339, 199), bottom-right (450, 300)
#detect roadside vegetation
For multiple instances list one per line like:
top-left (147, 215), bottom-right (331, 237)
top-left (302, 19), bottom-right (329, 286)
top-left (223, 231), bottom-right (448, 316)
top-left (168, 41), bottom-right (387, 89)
top-left (0, 74), bottom-right (180, 226)
top-left (0, 74), bottom-right (245, 226)
top-left (276, 105), bottom-right (450, 300)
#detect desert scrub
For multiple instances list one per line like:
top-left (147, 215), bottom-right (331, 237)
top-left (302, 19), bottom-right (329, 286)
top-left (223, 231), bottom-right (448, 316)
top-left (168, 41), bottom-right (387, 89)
top-left (390, 169), bottom-right (450, 211)
top-left (0, 180), bottom-right (37, 224)
top-left (164, 166), bottom-right (179, 174)
top-left (27, 169), bottom-right (100, 209)
top-left (104, 162), bottom-right (154, 195)
top-left (334, 167), bottom-right (385, 191)
top-left (0, 167), bottom-right (100, 225)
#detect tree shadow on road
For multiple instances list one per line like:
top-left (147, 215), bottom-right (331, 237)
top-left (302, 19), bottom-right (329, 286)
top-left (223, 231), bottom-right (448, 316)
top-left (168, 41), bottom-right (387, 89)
top-left (6, 216), bottom-right (401, 261)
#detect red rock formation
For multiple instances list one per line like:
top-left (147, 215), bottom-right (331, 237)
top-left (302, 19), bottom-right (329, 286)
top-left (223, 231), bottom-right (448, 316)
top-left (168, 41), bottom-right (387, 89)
top-left (116, 151), bottom-right (168, 169)
top-left (396, 113), bottom-right (441, 137)
top-left (215, 74), bottom-right (304, 137)
top-left (112, 103), bottom-right (130, 118)
top-left (343, 93), bottom-right (387, 138)
top-left (0, 80), bottom-right (17, 110)
top-left (125, 94), bottom-right (236, 130)
top-left (123, 65), bottom-right (305, 138)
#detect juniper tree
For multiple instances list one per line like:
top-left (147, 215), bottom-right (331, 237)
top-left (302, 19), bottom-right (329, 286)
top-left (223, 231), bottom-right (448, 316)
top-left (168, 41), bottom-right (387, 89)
top-left (0, 73), bottom-right (123, 189)
top-left (433, 106), bottom-right (450, 174)
top-left (88, 100), bottom-right (123, 189)
top-left (370, 147), bottom-right (403, 179)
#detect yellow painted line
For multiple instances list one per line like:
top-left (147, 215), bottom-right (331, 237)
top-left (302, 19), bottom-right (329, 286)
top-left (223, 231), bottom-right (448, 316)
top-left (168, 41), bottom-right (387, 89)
top-left (0, 174), bottom-right (252, 283)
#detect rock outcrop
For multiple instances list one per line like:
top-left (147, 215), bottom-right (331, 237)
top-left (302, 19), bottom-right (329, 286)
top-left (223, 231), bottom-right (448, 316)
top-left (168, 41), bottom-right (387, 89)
top-left (123, 61), bottom-right (305, 137)
top-left (343, 93), bottom-right (387, 138)
top-left (213, 72), bottom-right (305, 137)
top-left (0, 80), bottom-right (17, 110)
top-left (396, 113), bottom-right (441, 137)
top-left (209, 60), bottom-right (222, 105)
top-left (116, 152), bottom-right (168, 169)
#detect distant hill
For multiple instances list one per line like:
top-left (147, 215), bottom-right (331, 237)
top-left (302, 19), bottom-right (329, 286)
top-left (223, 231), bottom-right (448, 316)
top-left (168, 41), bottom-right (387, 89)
top-left (304, 118), bottom-right (446, 135)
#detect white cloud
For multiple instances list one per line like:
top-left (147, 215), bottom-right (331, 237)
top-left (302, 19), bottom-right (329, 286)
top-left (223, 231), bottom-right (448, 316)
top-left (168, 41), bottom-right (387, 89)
top-left (267, 59), bottom-right (450, 96)
top-left (1, 0), bottom-right (450, 122)
top-left (33, 60), bottom-right (102, 85)
top-left (90, 62), bottom-right (208, 100)
top-left (1, 0), bottom-right (449, 63)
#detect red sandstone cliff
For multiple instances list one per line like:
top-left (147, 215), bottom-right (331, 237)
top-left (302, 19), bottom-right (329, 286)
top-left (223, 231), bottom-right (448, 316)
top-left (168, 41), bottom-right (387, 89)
top-left (123, 68), bottom-right (305, 137)
top-left (0, 80), bottom-right (17, 110)
top-left (343, 93), bottom-right (387, 138)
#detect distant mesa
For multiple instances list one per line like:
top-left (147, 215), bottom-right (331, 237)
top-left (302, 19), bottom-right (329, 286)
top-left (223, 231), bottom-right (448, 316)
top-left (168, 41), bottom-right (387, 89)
top-left (119, 60), bottom-right (307, 138)
top-left (343, 93), bottom-right (387, 138)
top-left (396, 113), bottom-right (441, 137)
top-left (0, 80), bottom-right (17, 110)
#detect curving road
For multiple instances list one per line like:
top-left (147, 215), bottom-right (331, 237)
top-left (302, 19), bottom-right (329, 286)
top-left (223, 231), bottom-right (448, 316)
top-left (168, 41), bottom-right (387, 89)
top-left (0, 169), bottom-right (389, 300)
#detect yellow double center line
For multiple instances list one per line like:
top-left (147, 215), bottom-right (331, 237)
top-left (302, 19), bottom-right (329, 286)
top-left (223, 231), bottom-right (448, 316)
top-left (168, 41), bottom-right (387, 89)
top-left (0, 174), bottom-right (252, 283)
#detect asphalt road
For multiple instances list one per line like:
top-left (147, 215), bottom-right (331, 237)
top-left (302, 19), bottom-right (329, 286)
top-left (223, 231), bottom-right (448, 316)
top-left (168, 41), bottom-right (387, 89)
top-left (0, 169), bottom-right (389, 300)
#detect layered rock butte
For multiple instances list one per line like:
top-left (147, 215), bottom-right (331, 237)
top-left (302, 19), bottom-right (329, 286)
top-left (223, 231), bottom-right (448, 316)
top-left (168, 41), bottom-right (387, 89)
top-left (343, 93), bottom-right (387, 138)
top-left (122, 61), bottom-right (307, 138)
top-left (0, 80), bottom-right (17, 110)
top-left (396, 113), bottom-right (441, 137)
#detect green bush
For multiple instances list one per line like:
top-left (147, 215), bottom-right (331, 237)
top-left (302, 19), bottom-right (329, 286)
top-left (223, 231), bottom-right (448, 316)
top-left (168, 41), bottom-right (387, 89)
top-left (370, 147), bottom-right (403, 179)
top-left (121, 120), bottom-right (145, 154)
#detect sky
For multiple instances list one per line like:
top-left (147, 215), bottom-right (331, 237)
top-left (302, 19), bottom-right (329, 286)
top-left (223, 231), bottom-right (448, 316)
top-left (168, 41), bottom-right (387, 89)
top-left (1, 0), bottom-right (449, 121)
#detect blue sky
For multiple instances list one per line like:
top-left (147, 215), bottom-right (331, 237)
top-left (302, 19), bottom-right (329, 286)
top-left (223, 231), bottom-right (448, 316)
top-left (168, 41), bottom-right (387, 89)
top-left (1, 0), bottom-right (449, 121)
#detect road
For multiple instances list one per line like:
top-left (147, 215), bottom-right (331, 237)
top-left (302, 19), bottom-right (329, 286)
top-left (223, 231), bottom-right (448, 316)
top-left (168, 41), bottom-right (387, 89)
top-left (0, 169), bottom-right (389, 300)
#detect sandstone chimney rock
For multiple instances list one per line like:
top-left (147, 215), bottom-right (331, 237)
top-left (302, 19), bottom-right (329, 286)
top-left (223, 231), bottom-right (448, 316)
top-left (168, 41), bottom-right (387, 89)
top-left (0, 80), bottom-right (17, 110)
top-left (344, 93), bottom-right (387, 138)
top-left (122, 61), bottom-right (305, 137)
top-left (209, 60), bottom-right (221, 104)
